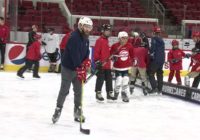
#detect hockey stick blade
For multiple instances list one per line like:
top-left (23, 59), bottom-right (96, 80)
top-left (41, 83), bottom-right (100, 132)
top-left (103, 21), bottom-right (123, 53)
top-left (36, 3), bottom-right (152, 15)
top-left (80, 127), bottom-right (90, 135)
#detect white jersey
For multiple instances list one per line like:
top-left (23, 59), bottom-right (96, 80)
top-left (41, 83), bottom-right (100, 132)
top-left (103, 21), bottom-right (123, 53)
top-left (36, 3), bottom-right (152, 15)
top-left (43, 33), bottom-right (59, 53)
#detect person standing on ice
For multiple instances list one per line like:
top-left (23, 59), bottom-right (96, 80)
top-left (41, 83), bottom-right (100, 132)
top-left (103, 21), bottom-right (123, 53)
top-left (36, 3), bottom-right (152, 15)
top-left (0, 17), bottom-right (9, 70)
top-left (111, 31), bottom-right (134, 102)
top-left (185, 48), bottom-right (200, 88)
top-left (42, 28), bottom-right (60, 73)
top-left (93, 24), bottom-right (116, 102)
top-left (17, 34), bottom-right (42, 79)
top-left (52, 16), bottom-right (93, 123)
top-left (129, 37), bottom-right (149, 95)
top-left (186, 32), bottom-right (200, 88)
top-left (148, 26), bottom-right (165, 94)
top-left (167, 40), bottom-right (189, 85)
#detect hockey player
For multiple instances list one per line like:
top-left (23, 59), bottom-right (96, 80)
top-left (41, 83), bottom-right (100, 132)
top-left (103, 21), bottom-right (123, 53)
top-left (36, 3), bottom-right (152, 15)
top-left (129, 38), bottom-right (149, 95)
top-left (167, 40), bottom-right (186, 85)
top-left (148, 26), bottom-right (165, 94)
top-left (93, 24), bottom-right (116, 102)
top-left (17, 34), bottom-right (42, 78)
top-left (111, 31), bottom-right (133, 102)
top-left (52, 16), bottom-right (93, 123)
top-left (185, 31), bottom-right (200, 87)
top-left (0, 17), bottom-right (9, 70)
top-left (43, 28), bottom-right (60, 72)
top-left (186, 47), bottom-right (200, 88)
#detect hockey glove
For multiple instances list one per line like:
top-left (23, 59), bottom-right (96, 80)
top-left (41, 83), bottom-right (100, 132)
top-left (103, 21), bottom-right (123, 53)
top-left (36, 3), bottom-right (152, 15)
top-left (112, 56), bottom-right (118, 62)
top-left (76, 67), bottom-right (86, 82)
top-left (81, 58), bottom-right (91, 70)
top-left (171, 59), bottom-right (179, 63)
top-left (42, 41), bottom-right (47, 46)
top-left (95, 60), bottom-right (102, 70)
top-left (185, 53), bottom-right (191, 58)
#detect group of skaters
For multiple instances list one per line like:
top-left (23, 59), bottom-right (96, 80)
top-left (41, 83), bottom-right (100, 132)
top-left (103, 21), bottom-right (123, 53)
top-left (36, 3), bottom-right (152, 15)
top-left (17, 26), bottom-right (60, 78)
top-left (50, 16), bottom-right (199, 124)
top-left (1, 15), bottom-right (197, 123)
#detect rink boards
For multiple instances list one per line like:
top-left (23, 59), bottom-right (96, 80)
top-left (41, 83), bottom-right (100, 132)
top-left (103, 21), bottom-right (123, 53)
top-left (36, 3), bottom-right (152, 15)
top-left (3, 37), bottom-right (194, 73)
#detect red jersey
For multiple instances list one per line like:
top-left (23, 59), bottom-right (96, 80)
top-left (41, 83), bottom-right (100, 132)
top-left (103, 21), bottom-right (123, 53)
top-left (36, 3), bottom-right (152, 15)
top-left (110, 42), bottom-right (133, 71)
top-left (94, 36), bottom-right (111, 69)
top-left (0, 24), bottom-right (9, 43)
top-left (26, 41), bottom-right (41, 61)
top-left (131, 37), bottom-right (142, 48)
top-left (133, 47), bottom-right (149, 68)
top-left (168, 49), bottom-right (185, 70)
top-left (190, 53), bottom-right (200, 72)
top-left (59, 32), bottom-right (71, 50)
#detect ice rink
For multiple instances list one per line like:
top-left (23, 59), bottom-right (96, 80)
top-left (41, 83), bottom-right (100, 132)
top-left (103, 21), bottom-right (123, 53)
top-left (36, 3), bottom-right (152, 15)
top-left (0, 72), bottom-right (200, 140)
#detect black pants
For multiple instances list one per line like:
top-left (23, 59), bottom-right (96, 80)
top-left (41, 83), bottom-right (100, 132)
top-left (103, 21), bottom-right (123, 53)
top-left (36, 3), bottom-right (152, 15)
top-left (17, 59), bottom-right (39, 76)
top-left (148, 62), bottom-right (163, 91)
top-left (0, 43), bottom-right (6, 65)
top-left (95, 69), bottom-right (113, 94)
top-left (192, 73), bottom-right (200, 88)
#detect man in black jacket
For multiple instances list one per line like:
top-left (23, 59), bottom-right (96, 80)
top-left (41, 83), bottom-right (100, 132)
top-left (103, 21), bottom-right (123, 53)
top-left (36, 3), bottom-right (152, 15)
top-left (52, 16), bottom-right (93, 124)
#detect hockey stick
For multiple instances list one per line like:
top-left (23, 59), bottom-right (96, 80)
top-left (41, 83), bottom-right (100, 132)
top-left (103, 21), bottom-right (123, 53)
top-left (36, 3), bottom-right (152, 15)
top-left (80, 80), bottom-right (90, 135)
top-left (85, 45), bottom-right (123, 83)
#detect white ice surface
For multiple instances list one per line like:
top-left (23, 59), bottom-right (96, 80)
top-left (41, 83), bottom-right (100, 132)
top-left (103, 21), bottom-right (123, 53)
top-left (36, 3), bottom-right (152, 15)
top-left (0, 72), bottom-right (200, 140)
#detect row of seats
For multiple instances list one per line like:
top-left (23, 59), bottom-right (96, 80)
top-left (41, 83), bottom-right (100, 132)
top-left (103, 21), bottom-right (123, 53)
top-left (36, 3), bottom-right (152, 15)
top-left (66, 0), bottom-right (147, 18)
top-left (65, 0), bottom-right (158, 36)
top-left (17, 0), bottom-right (161, 37)
top-left (160, 0), bottom-right (200, 24)
top-left (17, 1), bottom-right (71, 33)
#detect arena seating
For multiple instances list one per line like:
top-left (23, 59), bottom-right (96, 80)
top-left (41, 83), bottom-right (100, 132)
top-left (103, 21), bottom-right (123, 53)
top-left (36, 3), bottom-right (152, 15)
top-left (18, 1), bottom-right (71, 33)
top-left (66, 0), bottom-right (157, 36)
top-left (160, 0), bottom-right (200, 24)
top-left (17, 0), bottom-right (160, 36)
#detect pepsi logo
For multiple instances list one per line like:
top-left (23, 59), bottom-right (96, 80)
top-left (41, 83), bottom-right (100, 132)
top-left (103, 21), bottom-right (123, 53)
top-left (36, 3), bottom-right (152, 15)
top-left (9, 45), bottom-right (25, 65)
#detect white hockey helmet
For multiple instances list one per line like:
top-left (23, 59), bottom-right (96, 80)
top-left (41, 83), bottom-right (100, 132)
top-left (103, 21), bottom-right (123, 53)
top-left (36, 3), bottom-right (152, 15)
top-left (78, 16), bottom-right (93, 26)
top-left (118, 31), bottom-right (128, 38)
top-left (133, 32), bottom-right (139, 37)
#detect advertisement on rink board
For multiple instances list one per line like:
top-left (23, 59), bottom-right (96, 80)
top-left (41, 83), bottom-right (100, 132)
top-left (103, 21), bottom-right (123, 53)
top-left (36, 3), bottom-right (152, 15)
top-left (162, 82), bottom-right (200, 104)
top-left (4, 43), bottom-right (60, 72)
top-left (4, 35), bottom-right (195, 73)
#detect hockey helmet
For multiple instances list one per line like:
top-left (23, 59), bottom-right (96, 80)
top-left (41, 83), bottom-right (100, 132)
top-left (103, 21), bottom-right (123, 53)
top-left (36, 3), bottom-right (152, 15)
top-left (118, 31), bottom-right (128, 38)
top-left (172, 40), bottom-right (179, 46)
top-left (78, 16), bottom-right (93, 26)
top-left (192, 31), bottom-right (200, 38)
top-left (153, 26), bottom-right (161, 33)
top-left (101, 24), bottom-right (112, 31)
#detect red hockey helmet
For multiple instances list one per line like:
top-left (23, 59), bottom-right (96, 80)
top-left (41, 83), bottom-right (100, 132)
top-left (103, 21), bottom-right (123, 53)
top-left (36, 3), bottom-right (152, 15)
top-left (192, 31), bottom-right (200, 38)
top-left (172, 40), bottom-right (179, 46)
top-left (153, 26), bottom-right (161, 33)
